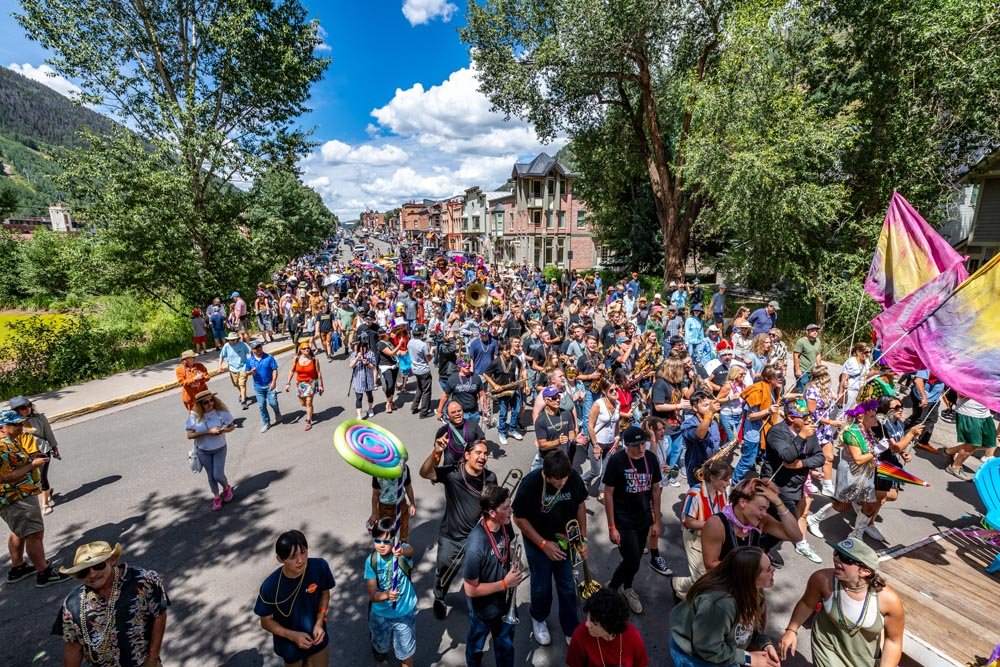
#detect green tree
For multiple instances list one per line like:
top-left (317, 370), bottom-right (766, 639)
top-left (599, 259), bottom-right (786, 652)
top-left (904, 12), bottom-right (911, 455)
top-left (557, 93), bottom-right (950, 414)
top-left (16, 0), bottom-right (330, 302)
top-left (18, 227), bottom-right (73, 297)
top-left (0, 180), bottom-right (18, 219)
top-left (461, 0), bottom-right (725, 282)
top-left (0, 227), bottom-right (25, 301)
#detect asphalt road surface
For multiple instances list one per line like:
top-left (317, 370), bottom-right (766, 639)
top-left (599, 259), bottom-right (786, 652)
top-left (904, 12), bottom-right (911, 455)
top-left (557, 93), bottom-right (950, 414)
top-left (0, 345), bottom-right (989, 666)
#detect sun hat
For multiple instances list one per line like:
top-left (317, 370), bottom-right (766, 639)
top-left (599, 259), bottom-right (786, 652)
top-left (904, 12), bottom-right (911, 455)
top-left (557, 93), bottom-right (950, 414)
top-left (8, 396), bottom-right (31, 410)
top-left (194, 389), bottom-right (216, 402)
top-left (622, 425), bottom-right (647, 447)
top-left (59, 541), bottom-right (123, 575)
top-left (180, 350), bottom-right (197, 360)
top-left (0, 409), bottom-right (27, 426)
top-left (226, 332), bottom-right (239, 341)
top-left (831, 537), bottom-right (879, 572)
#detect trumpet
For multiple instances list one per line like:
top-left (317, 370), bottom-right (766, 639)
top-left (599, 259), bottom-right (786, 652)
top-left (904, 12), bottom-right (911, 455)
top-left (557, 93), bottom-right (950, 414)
top-left (502, 534), bottom-right (527, 625)
top-left (566, 519), bottom-right (601, 600)
top-left (437, 468), bottom-right (524, 590)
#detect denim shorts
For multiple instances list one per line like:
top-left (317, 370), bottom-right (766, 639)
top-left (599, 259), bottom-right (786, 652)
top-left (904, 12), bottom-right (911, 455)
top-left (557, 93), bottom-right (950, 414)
top-left (370, 609), bottom-right (416, 660)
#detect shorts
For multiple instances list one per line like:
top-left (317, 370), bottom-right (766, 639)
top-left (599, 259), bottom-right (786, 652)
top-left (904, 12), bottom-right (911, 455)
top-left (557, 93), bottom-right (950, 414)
top-left (370, 609), bottom-right (416, 660)
top-left (229, 370), bottom-right (249, 390)
top-left (956, 412), bottom-right (997, 447)
top-left (0, 495), bottom-right (45, 538)
top-left (193, 335), bottom-right (206, 345)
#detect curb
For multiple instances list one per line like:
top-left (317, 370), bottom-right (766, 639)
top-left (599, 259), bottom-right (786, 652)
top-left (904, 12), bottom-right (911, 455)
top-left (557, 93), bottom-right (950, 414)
top-left (47, 342), bottom-right (296, 424)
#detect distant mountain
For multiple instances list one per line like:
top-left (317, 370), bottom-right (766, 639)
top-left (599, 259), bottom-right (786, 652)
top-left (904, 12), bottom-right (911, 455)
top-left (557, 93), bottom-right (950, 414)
top-left (0, 65), bottom-right (116, 217)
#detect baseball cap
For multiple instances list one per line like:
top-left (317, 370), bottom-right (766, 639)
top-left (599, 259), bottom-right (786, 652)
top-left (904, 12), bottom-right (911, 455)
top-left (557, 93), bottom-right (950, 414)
top-left (230, 291), bottom-right (240, 298)
top-left (251, 340), bottom-right (264, 349)
top-left (831, 537), bottom-right (879, 572)
top-left (8, 396), bottom-right (30, 410)
top-left (708, 324), bottom-right (720, 332)
top-left (692, 304), bottom-right (703, 312)
top-left (806, 323), bottom-right (821, 331)
top-left (542, 386), bottom-right (561, 399)
top-left (622, 425), bottom-right (647, 447)
top-left (654, 293), bottom-right (662, 300)
top-left (768, 300), bottom-right (780, 310)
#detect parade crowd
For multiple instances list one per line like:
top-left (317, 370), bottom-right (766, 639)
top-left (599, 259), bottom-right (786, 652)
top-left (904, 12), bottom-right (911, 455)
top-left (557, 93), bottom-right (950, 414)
top-left (2, 232), bottom-right (998, 667)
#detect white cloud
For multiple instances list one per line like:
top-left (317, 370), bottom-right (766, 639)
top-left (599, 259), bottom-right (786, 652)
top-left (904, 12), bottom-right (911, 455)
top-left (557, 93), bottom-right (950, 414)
top-left (9, 62), bottom-right (81, 98)
top-left (319, 140), bottom-right (409, 165)
top-left (402, 0), bottom-right (458, 26)
top-left (314, 25), bottom-right (332, 52)
top-left (298, 62), bottom-right (564, 219)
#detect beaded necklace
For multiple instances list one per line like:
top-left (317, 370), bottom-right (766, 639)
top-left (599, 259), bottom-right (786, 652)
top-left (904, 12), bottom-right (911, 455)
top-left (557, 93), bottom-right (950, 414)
top-left (833, 578), bottom-right (874, 635)
top-left (482, 522), bottom-right (509, 565)
top-left (79, 565), bottom-right (123, 659)
top-left (257, 566), bottom-right (306, 618)
top-left (540, 479), bottom-right (560, 513)
top-left (460, 464), bottom-right (486, 497)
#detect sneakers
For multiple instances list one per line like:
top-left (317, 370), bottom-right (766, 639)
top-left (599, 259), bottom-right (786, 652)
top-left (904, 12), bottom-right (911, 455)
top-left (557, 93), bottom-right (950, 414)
top-left (531, 619), bottom-right (551, 646)
top-left (260, 423), bottom-right (270, 434)
top-left (498, 433), bottom-right (508, 446)
top-left (241, 400), bottom-right (248, 410)
top-left (432, 599), bottom-right (446, 620)
top-left (365, 409), bottom-right (375, 419)
top-left (864, 524), bottom-right (886, 542)
top-left (795, 542), bottom-right (823, 564)
top-left (212, 497), bottom-right (223, 511)
top-left (222, 486), bottom-right (234, 504)
top-left (945, 465), bottom-right (970, 480)
top-left (820, 479), bottom-right (835, 497)
top-left (649, 556), bottom-right (673, 576)
top-left (623, 588), bottom-right (643, 614)
top-left (36, 567), bottom-right (70, 588)
top-left (941, 408), bottom-right (956, 423)
top-left (7, 563), bottom-right (34, 583)
top-left (509, 430), bottom-right (524, 441)
top-left (806, 515), bottom-right (825, 539)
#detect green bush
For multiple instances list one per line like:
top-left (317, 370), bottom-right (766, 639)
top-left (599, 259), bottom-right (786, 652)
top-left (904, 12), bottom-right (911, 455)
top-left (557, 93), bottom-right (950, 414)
top-left (542, 266), bottom-right (562, 283)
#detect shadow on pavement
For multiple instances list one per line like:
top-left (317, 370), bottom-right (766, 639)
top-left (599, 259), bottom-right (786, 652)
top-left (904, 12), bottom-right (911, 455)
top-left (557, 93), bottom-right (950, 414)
top-left (53, 474), bottom-right (123, 506)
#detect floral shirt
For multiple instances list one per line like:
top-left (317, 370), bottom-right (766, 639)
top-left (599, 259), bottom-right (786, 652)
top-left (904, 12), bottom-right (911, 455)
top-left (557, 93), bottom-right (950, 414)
top-left (0, 436), bottom-right (41, 505)
top-left (55, 563), bottom-right (169, 667)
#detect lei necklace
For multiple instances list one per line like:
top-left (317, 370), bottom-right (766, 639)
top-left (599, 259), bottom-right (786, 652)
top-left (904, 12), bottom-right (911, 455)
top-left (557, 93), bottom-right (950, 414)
top-left (833, 578), bottom-right (874, 635)
top-left (80, 565), bottom-right (123, 658)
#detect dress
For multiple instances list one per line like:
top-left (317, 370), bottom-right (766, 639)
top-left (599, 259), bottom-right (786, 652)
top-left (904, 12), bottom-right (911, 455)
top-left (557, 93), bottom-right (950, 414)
top-left (351, 350), bottom-right (377, 394)
top-left (804, 385), bottom-right (836, 445)
top-left (834, 424), bottom-right (877, 504)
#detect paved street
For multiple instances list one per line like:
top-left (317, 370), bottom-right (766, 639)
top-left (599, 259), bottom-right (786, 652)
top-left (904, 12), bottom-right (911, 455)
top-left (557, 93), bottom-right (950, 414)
top-left (0, 344), bottom-right (990, 666)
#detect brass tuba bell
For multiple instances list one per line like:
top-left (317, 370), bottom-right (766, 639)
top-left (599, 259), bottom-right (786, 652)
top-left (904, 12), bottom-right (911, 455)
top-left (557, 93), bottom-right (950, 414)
top-left (465, 282), bottom-right (489, 308)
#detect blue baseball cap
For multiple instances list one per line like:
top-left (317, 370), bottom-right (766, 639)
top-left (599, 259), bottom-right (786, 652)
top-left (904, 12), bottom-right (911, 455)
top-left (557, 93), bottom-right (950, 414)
top-left (0, 409), bottom-right (27, 426)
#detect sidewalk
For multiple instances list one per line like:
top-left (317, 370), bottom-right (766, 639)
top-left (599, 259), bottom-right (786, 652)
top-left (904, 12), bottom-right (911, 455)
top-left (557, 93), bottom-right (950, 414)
top-left (28, 338), bottom-right (296, 423)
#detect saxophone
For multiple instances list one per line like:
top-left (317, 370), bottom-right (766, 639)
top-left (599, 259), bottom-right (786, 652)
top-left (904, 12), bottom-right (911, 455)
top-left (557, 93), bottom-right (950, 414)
top-left (490, 377), bottom-right (529, 399)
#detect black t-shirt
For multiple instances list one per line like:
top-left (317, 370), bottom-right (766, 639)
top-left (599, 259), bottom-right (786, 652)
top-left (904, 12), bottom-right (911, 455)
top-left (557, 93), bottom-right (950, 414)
top-left (445, 372), bottom-right (484, 411)
top-left (462, 523), bottom-right (511, 619)
top-left (437, 339), bottom-right (458, 377)
top-left (601, 450), bottom-right (662, 529)
top-left (485, 356), bottom-right (522, 386)
top-left (317, 313), bottom-right (334, 333)
top-left (576, 352), bottom-right (600, 377)
top-left (546, 322), bottom-right (564, 343)
top-left (434, 421), bottom-right (486, 466)
top-left (534, 409), bottom-right (574, 443)
top-left (434, 464), bottom-right (498, 540)
top-left (600, 323), bottom-right (617, 351)
top-left (710, 361), bottom-right (731, 387)
top-left (650, 378), bottom-right (682, 434)
top-left (636, 306), bottom-right (650, 327)
top-left (377, 340), bottom-right (397, 366)
top-left (527, 343), bottom-right (547, 369)
top-left (512, 468), bottom-right (588, 541)
top-left (356, 323), bottom-right (380, 351)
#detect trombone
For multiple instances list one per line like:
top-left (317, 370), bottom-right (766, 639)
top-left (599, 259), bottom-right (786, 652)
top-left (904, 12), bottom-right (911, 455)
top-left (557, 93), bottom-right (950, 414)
top-left (436, 468), bottom-right (524, 590)
top-left (566, 519), bottom-right (601, 601)
top-left (501, 533), bottom-right (528, 624)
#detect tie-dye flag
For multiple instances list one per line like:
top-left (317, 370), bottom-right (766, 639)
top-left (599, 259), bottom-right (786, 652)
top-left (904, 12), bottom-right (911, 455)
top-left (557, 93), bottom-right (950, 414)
top-left (872, 254), bottom-right (1000, 411)
top-left (864, 191), bottom-right (968, 308)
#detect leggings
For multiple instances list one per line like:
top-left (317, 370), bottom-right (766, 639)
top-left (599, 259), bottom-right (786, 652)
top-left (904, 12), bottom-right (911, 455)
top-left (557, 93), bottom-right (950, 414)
top-left (609, 524), bottom-right (650, 590)
top-left (40, 461), bottom-right (51, 492)
top-left (381, 367), bottom-right (398, 398)
top-left (355, 391), bottom-right (374, 408)
top-left (196, 446), bottom-right (228, 496)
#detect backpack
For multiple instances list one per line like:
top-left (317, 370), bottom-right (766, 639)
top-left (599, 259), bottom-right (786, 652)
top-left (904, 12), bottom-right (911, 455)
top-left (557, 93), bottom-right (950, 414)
top-left (369, 551), bottom-right (411, 589)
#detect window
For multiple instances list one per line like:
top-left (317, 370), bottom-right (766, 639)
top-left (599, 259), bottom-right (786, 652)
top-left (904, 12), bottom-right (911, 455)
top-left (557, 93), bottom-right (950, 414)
top-left (547, 178), bottom-right (554, 198)
top-left (532, 180), bottom-right (542, 199)
top-left (472, 215), bottom-right (480, 231)
top-left (532, 210), bottom-right (542, 226)
top-left (557, 211), bottom-right (565, 228)
top-left (546, 211), bottom-right (553, 228)
top-left (577, 211), bottom-right (587, 228)
top-left (462, 217), bottom-right (469, 231)
top-left (599, 245), bottom-right (617, 265)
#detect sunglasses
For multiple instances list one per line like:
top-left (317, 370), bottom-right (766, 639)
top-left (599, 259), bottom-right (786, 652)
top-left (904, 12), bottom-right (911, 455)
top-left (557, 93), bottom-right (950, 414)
top-left (889, 404), bottom-right (903, 410)
top-left (834, 551), bottom-right (863, 567)
top-left (74, 560), bottom-right (109, 579)
top-left (372, 538), bottom-right (394, 545)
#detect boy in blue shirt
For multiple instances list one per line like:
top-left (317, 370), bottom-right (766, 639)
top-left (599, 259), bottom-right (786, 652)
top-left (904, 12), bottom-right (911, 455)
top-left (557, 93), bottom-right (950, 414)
top-left (366, 517), bottom-right (416, 666)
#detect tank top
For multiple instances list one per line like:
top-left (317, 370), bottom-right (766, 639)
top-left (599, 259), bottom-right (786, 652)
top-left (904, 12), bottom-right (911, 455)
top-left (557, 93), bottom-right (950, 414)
top-left (294, 356), bottom-right (317, 383)
top-left (812, 578), bottom-right (883, 667)
top-left (593, 397), bottom-right (620, 445)
top-left (716, 512), bottom-right (762, 563)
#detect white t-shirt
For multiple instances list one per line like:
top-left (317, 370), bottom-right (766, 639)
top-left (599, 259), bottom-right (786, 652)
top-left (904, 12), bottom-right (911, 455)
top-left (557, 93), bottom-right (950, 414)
top-left (956, 396), bottom-right (992, 419)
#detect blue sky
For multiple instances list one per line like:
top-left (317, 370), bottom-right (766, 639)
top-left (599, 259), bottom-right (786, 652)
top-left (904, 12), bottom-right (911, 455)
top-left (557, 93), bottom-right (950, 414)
top-left (1, 0), bottom-right (564, 219)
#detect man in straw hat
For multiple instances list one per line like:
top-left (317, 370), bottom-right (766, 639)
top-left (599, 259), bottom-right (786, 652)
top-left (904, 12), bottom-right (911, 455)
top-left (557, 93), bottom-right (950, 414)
top-left (55, 540), bottom-right (169, 666)
top-left (175, 349), bottom-right (209, 412)
top-left (1, 409), bottom-right (70, 587)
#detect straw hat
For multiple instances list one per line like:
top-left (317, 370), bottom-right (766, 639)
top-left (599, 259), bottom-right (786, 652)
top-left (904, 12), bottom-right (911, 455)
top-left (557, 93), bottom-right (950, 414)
top-left (194, 389), bottom-right (216, 402)
top-left (180, 350), bottom-right (197, 360)
top-left (59, 541), bottom-right (123, 575)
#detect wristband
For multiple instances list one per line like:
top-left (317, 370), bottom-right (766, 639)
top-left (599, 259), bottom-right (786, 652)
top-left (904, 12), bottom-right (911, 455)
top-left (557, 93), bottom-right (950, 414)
top-left (777, 508), bottom-right (790, 517)
top-left (501, 579), bottom-right (507, 590)
top-left (608, 524), bottom-right (615, 531)
top-left (540, 540), bottom-right (547, 549)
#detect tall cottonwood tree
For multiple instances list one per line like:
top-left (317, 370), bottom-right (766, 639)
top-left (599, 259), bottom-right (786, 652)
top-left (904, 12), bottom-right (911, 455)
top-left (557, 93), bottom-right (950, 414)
top-left (462, 0), bottom-right (727, 282)
top-left (15, 0), bottom-right (330, 302)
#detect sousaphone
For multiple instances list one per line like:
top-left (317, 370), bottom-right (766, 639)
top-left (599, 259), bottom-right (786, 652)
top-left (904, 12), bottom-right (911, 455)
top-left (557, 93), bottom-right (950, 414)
top-left (465, 282), bottom-right (489, 308)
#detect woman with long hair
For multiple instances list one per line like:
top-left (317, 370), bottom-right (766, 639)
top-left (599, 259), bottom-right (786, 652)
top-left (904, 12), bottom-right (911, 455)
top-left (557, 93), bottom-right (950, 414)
top-left (376, 328), bottom-right (404, 414)
top-left (350, 339), bottom-right (378, 419)
top-left (715, 364), bottom-right (748, 443)
top-left (780, 539), bottom-right (905, 667)
top-left (185, 390), bottom-right (235, 511)
top-left (838, 343), bottom-right (874, 409)
top-left (748, 334), bottom-right (772, 381)
top-left (659, 357), bottom-right (694, 485)
top-left (584, 378), bottom-right (621, 501)
top-left (804, 364), bottom-right (844, 497)
top-left (806, 400), bottom-right (882, 541)
top-left (672, 459), bottom-right (732, 599)
top-left (669, 546), bottom-right (780, 667)
top-left (284, 342), bottom-right (324, 431)
top-left (767, 329), bottom-right (787, 369)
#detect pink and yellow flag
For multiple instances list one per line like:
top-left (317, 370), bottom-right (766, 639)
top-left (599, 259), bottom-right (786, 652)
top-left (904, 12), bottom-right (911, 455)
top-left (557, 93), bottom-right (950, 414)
top-left (864, 191), bottom-right (968, 308)
top-left (872, 254), bottom-right (1000, 411)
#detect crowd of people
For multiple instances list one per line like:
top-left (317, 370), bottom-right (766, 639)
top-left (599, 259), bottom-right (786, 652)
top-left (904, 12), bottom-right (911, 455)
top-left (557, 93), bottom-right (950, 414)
top-left (2, 231), bottom-right (997, 666)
